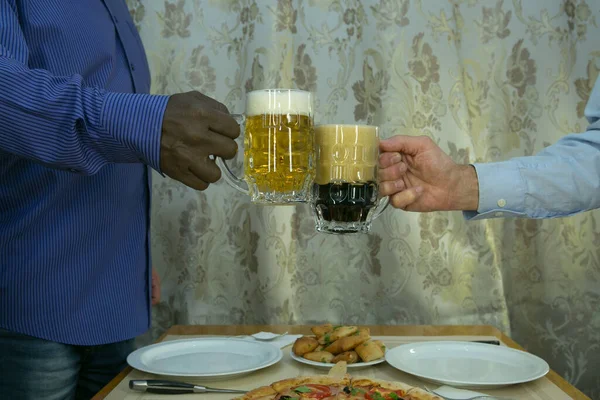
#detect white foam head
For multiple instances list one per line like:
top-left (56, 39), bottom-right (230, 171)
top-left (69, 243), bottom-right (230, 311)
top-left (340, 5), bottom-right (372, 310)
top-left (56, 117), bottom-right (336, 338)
top-left (245, 89), bottom-right (313, 117)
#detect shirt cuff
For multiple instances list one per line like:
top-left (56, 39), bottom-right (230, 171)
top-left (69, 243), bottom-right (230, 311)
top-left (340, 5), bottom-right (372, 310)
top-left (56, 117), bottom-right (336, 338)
top-left (101, 92), bottom-right (170, 173)
top-left (463, 162), bottom-right (528, 220)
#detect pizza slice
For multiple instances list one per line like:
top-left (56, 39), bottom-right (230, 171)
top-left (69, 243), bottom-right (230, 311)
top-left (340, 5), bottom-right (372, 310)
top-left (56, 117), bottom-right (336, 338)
top-left (235, 384), bottom-right (278, 400)
top-left (233, 361), bottom-right (442, 400)
top-left (271, 375), bottom-right (350, 399)
top-left (344, 377), bottom-right (413, 400)
top-left (404, 387), bottom-right (444, 400)
top-left (235, 376), bottom-right (349, 400)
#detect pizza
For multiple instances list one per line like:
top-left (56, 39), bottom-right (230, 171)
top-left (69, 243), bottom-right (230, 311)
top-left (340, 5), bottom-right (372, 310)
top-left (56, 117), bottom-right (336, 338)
top-left (233, 362), bottom-right (441, 400)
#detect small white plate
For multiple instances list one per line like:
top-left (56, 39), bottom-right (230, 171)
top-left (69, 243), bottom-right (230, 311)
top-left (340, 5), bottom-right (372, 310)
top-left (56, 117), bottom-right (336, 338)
top-left (290, 350), bottom-right (385, 370)
top-left (127, 338), bottom-right (282, 379)
top-left (385, 341), bottom-right (549, 389)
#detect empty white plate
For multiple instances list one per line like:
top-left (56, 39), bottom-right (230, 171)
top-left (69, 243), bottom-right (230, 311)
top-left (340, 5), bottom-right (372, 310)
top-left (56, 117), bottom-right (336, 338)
top-left (385, 341), bottom-right (549, 389)
top-left (127, 338), bottom-right (282, 379)
top-left (290, 351), bottom-right (385, 370)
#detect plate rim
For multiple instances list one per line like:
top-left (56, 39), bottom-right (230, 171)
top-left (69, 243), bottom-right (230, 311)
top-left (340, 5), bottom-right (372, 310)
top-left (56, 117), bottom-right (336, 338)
top-left (127, 337), bottom-right (283, 377)
top-left (289, 349), bottom-right (386, 369)
top-left (384, 340), bottom-right (550, 386)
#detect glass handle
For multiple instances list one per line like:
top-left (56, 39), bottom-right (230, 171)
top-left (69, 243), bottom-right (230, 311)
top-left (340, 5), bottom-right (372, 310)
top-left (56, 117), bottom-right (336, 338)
top-left (216, 114), bottom-right (249, 195)
top-left (371, 195), bottom-right (390, 220)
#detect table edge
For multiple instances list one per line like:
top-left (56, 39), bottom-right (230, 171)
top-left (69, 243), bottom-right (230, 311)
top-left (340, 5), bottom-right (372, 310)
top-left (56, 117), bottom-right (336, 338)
top-left (92, 325), bottom-right (589, 400)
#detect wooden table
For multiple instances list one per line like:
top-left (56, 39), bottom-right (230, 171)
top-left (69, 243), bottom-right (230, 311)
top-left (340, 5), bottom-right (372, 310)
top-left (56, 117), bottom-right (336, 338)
top-left (93, 325), bottom-right (589, 400)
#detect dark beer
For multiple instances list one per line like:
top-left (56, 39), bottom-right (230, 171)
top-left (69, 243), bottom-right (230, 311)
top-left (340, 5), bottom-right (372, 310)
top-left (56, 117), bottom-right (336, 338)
top-left (312, 124), bottom-right (385, 234)
top-left (313, 182), bottom-right (378, 225)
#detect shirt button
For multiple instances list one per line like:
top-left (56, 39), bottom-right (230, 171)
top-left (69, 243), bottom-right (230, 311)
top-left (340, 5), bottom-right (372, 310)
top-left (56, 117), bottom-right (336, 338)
top-left (69, 168), bottom-right (78, 173)
top-left (497, 199), bottom-right (506, 208)
top-left (130, 63), bottom-right (136, 71)
top-left (495, 212), bottom-right (503, 217)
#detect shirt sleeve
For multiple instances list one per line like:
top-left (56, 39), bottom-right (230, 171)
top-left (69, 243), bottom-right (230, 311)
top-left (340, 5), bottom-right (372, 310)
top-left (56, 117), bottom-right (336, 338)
top-left (0, 0), bottom-right (169, 175)
top-left (464, 77), bottom-right (600, 220)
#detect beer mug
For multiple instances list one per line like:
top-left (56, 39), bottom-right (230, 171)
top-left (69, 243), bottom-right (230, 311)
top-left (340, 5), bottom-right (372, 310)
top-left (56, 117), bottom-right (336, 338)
top-left (217, 89), bottom-right (315, 204)
top-left (311, 124), bottom-right (389, 234)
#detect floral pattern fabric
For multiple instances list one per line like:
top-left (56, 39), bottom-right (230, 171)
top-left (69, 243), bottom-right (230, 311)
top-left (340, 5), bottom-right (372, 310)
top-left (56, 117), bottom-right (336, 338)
top-left (128, 0), bottom-right (600, 396)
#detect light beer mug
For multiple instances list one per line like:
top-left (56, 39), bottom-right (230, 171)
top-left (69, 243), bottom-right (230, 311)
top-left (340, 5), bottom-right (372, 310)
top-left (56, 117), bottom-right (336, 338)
top-left (312, 124), bottom-right (389, 234)
top-left (217, 89), bottom-right (315, 204)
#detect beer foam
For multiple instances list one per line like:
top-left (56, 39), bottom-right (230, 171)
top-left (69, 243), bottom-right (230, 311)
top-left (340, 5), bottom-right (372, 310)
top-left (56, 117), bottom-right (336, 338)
top-left (246, 89), bottom-right (313, 117)
top-left (315, 124), bottom-right (380, 184)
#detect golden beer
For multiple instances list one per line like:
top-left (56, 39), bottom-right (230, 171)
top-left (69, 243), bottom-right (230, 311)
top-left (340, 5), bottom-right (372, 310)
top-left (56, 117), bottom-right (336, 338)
top-left (244, 113), bottom-right (314, 194)
top-left (241, 89), bottom-right (315, 203)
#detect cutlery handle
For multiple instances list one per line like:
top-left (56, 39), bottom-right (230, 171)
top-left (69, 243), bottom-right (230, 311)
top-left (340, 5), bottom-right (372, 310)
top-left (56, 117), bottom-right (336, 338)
top-left (129, 379), bottom-right (195, 394)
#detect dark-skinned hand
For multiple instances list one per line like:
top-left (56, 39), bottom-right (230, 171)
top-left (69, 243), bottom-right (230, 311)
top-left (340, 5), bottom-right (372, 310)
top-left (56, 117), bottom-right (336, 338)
top-left (160, 91), bottom-right (240, 190)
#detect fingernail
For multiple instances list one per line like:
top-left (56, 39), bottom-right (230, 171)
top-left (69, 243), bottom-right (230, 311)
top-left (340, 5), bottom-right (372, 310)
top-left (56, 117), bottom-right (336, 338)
top-left (415, 186), bottom-right (424, 194)
top-left (394, 180), bottom-right (404, 189)
top-left (391, 154), bottom-right (402, 163)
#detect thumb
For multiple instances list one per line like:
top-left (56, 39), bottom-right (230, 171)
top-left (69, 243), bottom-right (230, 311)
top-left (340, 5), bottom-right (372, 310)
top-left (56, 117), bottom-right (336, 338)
top-left (380, 135), bottom-right (431, 155)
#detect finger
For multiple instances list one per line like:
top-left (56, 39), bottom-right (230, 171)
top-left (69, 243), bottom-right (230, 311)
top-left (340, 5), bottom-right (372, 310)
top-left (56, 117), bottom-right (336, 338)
top-left (176, 170), bottom-right (210, 191)
top-left (379, 179), bottom-right (405, 197)
top-left (189, 157), bottom-right (222, 183)
top-left (207, 109), bottom-right (241, 139)
top-left (379, 152), bottom-right (402, 168)
top-left (380, 135), bottom-right (432, 155)
top-left (152, 268), bottom-right (160, 286)
top-left (190, 91), bottom-right (229, 113)
top-left (390, 187), bottom-right (423, 210)
top-left (151, 275), bottom-right (160, 305)
top-left (378, 163), bottom-right (407, 182)
top-left (206, 129), bottom-right (238, 159)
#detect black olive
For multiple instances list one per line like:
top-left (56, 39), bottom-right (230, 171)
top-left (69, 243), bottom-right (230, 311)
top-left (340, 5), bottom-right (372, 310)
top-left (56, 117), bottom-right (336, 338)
top-left (343, 386), bottom-right (351, 394)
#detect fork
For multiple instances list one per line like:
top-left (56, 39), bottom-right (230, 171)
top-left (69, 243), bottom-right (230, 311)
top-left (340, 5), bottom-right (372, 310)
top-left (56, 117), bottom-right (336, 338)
top-left (424, 386), bottom-right (515, 400)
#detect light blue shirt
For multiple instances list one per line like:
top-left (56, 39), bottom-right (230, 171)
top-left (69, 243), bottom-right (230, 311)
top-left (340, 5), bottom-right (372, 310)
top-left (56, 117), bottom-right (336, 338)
top-left (466, 77), bottom-right (600, 220)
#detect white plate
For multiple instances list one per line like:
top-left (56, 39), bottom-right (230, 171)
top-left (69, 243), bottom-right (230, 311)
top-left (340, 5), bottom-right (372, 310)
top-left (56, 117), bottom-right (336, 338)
top-left (290, 350), bottom-right (385, 370)
top-left (385, 341), bottom-right (549, 389)
top-left (127, 338), bottom-right (282, 379)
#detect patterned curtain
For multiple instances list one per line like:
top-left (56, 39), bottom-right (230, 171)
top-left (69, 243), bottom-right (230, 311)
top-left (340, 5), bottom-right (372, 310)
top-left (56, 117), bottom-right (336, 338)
top-left (127, 0), bottom-right (600, 396)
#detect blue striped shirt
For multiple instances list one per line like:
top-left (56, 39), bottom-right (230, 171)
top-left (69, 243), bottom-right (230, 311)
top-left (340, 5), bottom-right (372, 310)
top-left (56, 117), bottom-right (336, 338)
top-left (0, 0), bottom-right (169, 345)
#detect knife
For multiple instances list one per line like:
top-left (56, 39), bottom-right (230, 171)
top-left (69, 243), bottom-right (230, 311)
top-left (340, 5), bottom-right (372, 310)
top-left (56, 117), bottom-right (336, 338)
top-left (129, 380), bottom-right (248, 394)
top-left (470, 340), bottom-right (501, 345)
top-left (404, 340), bottom-right (501, 346)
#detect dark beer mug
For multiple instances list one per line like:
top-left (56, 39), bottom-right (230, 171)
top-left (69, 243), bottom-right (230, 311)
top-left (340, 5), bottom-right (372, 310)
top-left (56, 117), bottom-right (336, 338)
top-left (311, 124), bottom-right (389, 234)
